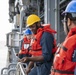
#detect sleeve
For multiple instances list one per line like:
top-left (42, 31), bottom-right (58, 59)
top-left (40, 32), bottom-right (54, 62)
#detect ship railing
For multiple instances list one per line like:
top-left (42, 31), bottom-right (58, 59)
top-left (15, 62), bottom-right (27, 75)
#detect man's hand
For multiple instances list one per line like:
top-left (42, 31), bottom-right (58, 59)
top-left (18, 57), bottom-right (29, 63)
top-left (25, 61), bottom-right (34, 75)
top-left (25, 67), bottom-right (31, 75)
top-left (16, 53), bottom-right (19, 56)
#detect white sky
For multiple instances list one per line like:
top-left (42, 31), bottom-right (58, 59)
top-left (0, 0), bottom-right (12, 41)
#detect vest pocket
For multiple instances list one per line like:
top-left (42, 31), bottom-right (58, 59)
top-left (53, 55), bottom-right (64, 69)
top-left (62, 58), bottom-right (76, 71)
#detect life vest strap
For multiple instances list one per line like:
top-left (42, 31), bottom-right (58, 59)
top-left (52, 68), bottom-right (74, 74)
top-left (31, 48), bottom-right (42, 51)
top-left (22, 50), bottom-right (27, 51)
top-left (60, 44), bottom-right (68, 51)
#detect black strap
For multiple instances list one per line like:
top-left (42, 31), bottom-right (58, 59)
top-left (52, 68), bottom-right (74, 74)
top-left (33, 48), bottom-right (42, 51)
top-left (59, 44), bottom-right (67, 51)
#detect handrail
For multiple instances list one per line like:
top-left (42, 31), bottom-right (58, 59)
top-left (7, 68), bottom-right (16, 75)
top-left (1, 48), bottom-right (18, 75)
top-left (12, 48), bottom-right (19, 60)
top-left (1, 63), bottom-right (17, 75)
top-left (1, 67), bottom-right (8, 75)
top-left (8, 63), bottom-right (17, 69)
top-left (12, 47), bottom-right (28, 75)
top-left (16, 62), bottom-right (27, 75)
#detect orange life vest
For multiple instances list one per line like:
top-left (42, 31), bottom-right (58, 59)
top-left (19, 36), bottom-right (31, 54)
top-left (51, 27), bottom-right (76, 75)
top-left (29, 24), bottom-right (57, 56)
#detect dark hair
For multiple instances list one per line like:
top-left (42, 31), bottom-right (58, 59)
top-left (66, 13), bottom-right (76, 24)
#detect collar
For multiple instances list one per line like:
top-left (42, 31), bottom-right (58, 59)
top-left (67, 27), bottom-right (76, 38)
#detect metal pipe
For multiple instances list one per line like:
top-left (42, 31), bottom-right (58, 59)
top-left (55, 0), bottom-right (57, 39)
top-left (1, 68), bottom-right (8, 75)
top-left (55, 0), bottom-right (60, 43)
top-left (8, 68), bottom-right (16, 75)
top-left (19, 64), bottom-right (25, 75)
top-left (16, 62), bottom-right (26, 75)
top-left (44, 0), bottom-right (48, 23)
top-left (20, 7), bottom-right (24, 34)
top-left (8, 63), bottom-right (17, 69)
top-left (37, 0), bottom-right (40, 16)
top-left (19, 5), bottom-right (26, 51)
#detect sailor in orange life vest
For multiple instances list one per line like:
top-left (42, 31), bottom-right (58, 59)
top-left (19, 14), bottom-right (57, 75)
top-left (51, 0), bottom-right (76, 75)
top-left (16, 28), bottom-right (32, 59)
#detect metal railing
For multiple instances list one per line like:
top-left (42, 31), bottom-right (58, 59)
top-left (1, 62), bottom-right (28, 75)
top-left (1, 63), bottom-right (16, 75)
top-left (1, 48), bottom-right (18, 75)
top-left (16, 62), bottom-right (27, 75)
top-left (1, 45), bottom-right (27, 75)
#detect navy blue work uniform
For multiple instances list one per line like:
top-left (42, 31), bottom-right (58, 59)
top-left (28, 32), bottom-right (54, 75)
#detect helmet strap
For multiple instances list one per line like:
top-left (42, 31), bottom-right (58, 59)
top-left (64, 13), bottom-right (69, 35)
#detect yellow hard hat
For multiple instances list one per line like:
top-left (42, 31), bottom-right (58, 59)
top-left (26, 14), bottom-right (41, 27)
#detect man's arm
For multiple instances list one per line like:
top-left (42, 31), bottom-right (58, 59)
top-left (19, 32), bottom-right (54, 62)
top-left (40, 32), bottom-right (54, 62)
top-left (18, 56), bottom-right (44, 62)
top-left (25, 61), bottom-right (34, 74)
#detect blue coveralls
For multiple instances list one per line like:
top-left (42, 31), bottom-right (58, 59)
top-left (28, 32), bottom-right (54, 75)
